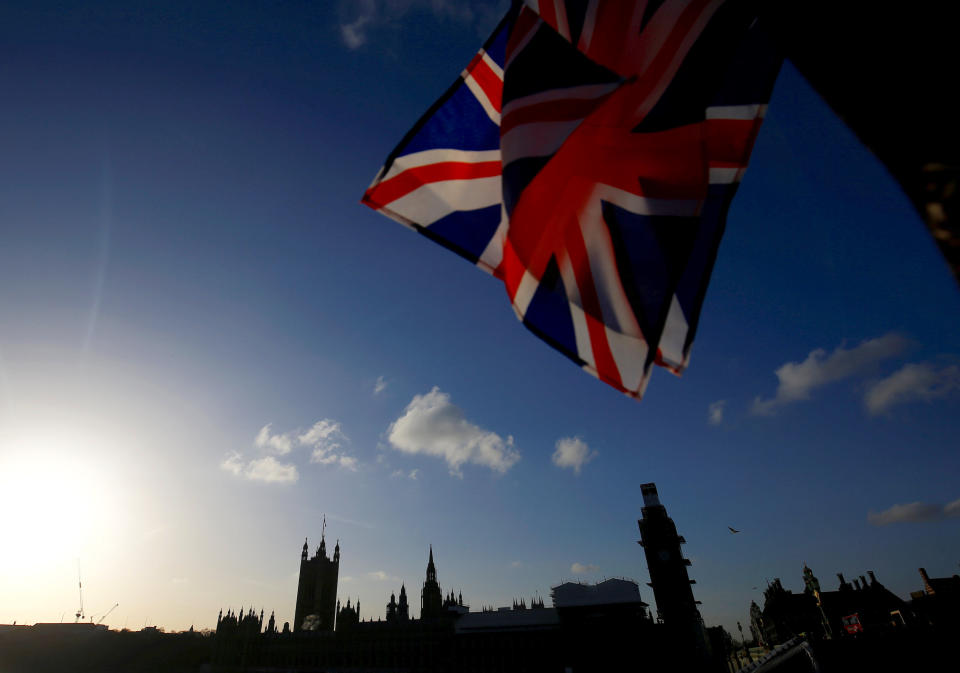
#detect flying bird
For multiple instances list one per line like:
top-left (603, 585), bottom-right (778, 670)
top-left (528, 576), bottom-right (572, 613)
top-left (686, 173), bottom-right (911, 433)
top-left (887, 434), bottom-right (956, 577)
top-left (728, 527), bottom-right (741, 534)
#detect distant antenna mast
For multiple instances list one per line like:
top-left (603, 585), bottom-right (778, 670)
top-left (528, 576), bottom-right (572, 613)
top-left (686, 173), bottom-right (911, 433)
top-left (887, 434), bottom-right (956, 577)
top-left (75, 561), bottom-right (85, 622)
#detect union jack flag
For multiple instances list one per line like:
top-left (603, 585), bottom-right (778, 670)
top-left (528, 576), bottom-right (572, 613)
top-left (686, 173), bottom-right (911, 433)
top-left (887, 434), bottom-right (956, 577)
top-left (363, 0), bottom-right (781, 399)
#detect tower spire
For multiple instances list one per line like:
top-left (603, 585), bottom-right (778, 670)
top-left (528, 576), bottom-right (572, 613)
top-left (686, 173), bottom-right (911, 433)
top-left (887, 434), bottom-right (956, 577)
top-left (426, 545), bottom-right (436, 581)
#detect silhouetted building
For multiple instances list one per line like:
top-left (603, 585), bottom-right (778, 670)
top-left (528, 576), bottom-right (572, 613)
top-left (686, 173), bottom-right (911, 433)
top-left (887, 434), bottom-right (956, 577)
top-left (749, 600), bottom-right (764, 645)
top-left (637, 482), bottom-right (710, 662)
top-left (209, 497), bottom-right (736, 672)
top-left (385, 592), bottom-right (398, 623)
top-left (211, 575), bottom-right (667, 673)
top-left (293, 522), bottom-right (339, 632)
top-left (756, 577), bottom-right (821, 645)
top-left (335, 599), bottom-right (359, 632)
top-left (753, 566), bottom-right (909, 645)
top-left (910, 567), bottom-right (960, 628)
top-left (551, 578), bottom-right (649, 612)
top-left (420, 546), bottom-right (444, 620)
top-left (398, 584), bottom-right (410, 621)
top-left (264, 612), bottom-right (277, 635)
top-left (216, 608), bottom-right (263, 639)
top-left (816, 570), bottom-right (907, 637)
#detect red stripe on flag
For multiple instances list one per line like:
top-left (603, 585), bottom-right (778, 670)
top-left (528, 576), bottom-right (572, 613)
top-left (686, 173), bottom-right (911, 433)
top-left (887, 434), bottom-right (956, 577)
top-left (465, 54), bottom-right (503, 113)
top-left (705, 118), bottom-right (765, 165)
top-left (582, 1), bottom-right (637, 75)
top-left (364, 161), bottom-right (501, 209)
top-left (704, 118), bottom-right (760, 164)
top-left (561, 216), bottom-right (623, 391)
top-left (497, 238), bottom-right (526, 297)
top-left (537, 0), bottom-right (557, 30)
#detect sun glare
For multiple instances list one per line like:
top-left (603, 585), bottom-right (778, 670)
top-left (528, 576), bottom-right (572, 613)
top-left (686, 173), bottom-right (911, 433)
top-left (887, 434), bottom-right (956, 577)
top-left (0, 428), bottom-right (117, 577)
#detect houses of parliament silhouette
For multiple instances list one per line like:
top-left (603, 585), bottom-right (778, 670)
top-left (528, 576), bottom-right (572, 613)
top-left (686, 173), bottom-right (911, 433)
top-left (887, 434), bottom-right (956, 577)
top-left (212, 483), bottom-right (717, 672)
top-left (3, 482), bottom-right (955, 672)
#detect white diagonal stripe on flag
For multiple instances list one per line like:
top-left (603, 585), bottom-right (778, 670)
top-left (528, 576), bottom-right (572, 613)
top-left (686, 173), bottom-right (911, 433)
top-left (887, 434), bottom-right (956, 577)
top-left (381, 149), bottom-right (501, 183)
top-left (383, 176), bottom-right (501, 227)
top-left (463, 72), bottom-right (501, 125)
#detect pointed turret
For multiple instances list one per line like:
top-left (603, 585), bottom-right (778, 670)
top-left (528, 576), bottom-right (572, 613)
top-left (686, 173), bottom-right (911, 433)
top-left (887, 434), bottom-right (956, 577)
top-left (387, 592), bottom-right (398, 622)
top-left (398, 583), bottom-right (409, 621)
top-left (319, 515), bottom-right (328, 559)
top-left (426, 545), bottom-right (437, 582)
top-left (302, 537), bottom-right (309, 561)
top-left (421, 548), bottom-right (442, 619)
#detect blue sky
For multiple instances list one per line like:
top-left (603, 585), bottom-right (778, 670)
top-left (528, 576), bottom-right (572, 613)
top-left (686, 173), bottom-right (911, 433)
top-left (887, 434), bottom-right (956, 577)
top-left (1, 1), bottom-right (958, 637)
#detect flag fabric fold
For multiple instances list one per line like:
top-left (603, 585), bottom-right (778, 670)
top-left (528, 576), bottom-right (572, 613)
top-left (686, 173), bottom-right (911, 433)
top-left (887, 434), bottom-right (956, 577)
top-left (363, 0), bottom-right (781, 399)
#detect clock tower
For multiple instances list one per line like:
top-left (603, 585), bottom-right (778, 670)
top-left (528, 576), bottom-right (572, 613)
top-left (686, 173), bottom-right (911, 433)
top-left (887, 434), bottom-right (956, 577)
top-left (637, 483), bottom-right (709, 661)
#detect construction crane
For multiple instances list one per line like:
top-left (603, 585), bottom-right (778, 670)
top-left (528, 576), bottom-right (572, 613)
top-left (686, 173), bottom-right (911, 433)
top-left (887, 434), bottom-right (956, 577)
top-left (74, 562), bottom-right (85, 623)
top-left (93, 603), bottom-right (119, 625)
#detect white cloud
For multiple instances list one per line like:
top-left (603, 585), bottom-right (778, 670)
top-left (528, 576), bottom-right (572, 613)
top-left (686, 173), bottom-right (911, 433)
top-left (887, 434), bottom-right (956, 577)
top-left (254, 423), bottom-right (294, 455)
top-left (867, 499), bottom-right (960, 526)
top-left (864, 363), bottom-right (960, 415)
top-left (224, 419), bottom-right (355, 483)
top-left (511, 561), bottom-right (523, 568)
top-left (299, 419), bottom-right (345, 448)
top-left (374, 376), bottom-right (388, 395)
top-left (367, 570), bottom-right (399, 581)
top-left (386, 387), bottom-right (520, 476)
top-left (752, 334), bottom-right (907, 415)
top-left (222, 454), bottom-right (299, 484)
top-left (408, 468), bottom-right (419, 480)
top-left (338, 456), bottom-right (359, 471)
top-left (221, 451), bottom-right (245, 476)
top-left (338, 0), bottom-right (482, 50)
top-left (570, 563), bottom-right (598, 574)
top-left (389, 468), bottom-right (418, 480)
top-left (708, 400), bottom-right (725, 425)
top-left (299, 420), bottom-right (356, 469)
top-left (551, 436), bottom-right (597, 475)
top-left (245, 456), bottom-right (299, 483)
top-left (340, 14), bottom-right (371, 49)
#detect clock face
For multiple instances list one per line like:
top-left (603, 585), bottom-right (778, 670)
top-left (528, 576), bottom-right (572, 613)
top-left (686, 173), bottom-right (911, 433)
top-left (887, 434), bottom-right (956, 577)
top-left (658, 550), bottom-right (670, 561)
